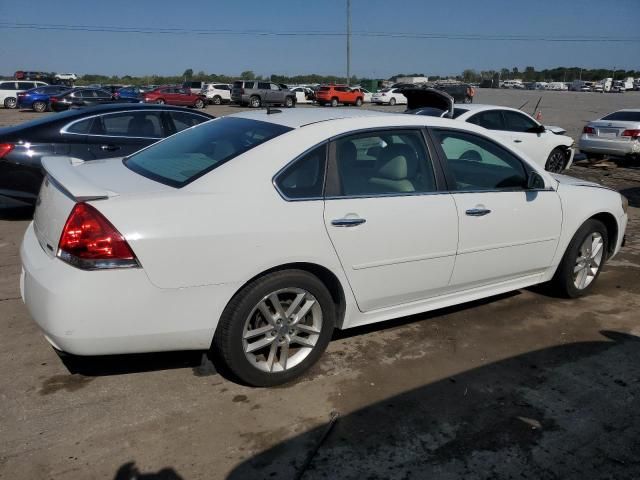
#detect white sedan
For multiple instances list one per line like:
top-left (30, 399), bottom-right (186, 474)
top-left (21, 109), bottom-right (628, 386)
top-left (371, 88), bottom-right (407, 106)
top-left (411, 104), bottom-right (576, 172)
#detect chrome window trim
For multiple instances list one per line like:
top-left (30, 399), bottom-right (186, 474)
top-left (272, 141), bottom-right (329, 202)
top-left (60, 109), bottom-right (210, 140)
top-left (324, 187), bottom-right (555, 201)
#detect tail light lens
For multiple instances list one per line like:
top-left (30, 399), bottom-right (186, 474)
top-left (50, 97), bottom-right (58, 102)
top-left (621, 129), bottom-right (640, 138)
top-left (583, 126), bottom-right (596, 134)
top-left (57, 203), bottom-right (139, 270)
top-left (0, 143), bottom-right (14, 158)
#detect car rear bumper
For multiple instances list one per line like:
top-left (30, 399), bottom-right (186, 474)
top-left (578, 135), bottom-right (640, 156)
top-left (20, 222), bottom-right (230, 356)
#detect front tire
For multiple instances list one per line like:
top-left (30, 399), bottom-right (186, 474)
top-left (550, 219), bottom-right (608, 298)
top-left (33, 101), bottom-right (48, 112)
top-left (212, 270), bottom-right (336, 387)
top-left (545, 147), bottom-right (567, 173)
top-left (330, 97), bottom-right (338, 107)
top-left (194, 98), bottom-right (205, 109)
top-left (156, 99), bottom-right (165, 105)
top-left (355, 97), bottom-right (363, 107)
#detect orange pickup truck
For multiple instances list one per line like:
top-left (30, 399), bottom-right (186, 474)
top-left (316, 85), bottom-right (364, 107)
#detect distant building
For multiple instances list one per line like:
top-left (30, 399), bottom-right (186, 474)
top-left (394, 76), bottom-right (429, 84)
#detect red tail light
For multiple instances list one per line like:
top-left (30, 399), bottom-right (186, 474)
top-left (50, 97), bottom-right (58, 102)
top-left (583, 126), bottom-right (596, 134)
top-left (621, 129), bottom-right (640, 138)
top-left (0, 143), bottom-right (14, 158)
top-left (57, 203), bottom-right (139, 270)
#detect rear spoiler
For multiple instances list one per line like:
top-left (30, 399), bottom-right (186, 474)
top-left (41, 156), bottom-right (117, 202)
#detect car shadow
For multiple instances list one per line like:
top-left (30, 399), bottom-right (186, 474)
top-left (620, 186), bottom-right (640, 208)
top-left (227, 330), bottom-right (640, 480)
top-left (113, 461), bottom-right (184, 480)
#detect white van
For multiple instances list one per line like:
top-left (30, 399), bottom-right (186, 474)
top-left (0, 80), bottom-right (48, 108)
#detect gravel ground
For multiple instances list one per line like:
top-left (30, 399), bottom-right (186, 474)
top-left (0, 91), bottom-right (639, 479)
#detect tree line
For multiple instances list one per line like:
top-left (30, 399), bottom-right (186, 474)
top-left (69, 66), bottom-right (639, 87)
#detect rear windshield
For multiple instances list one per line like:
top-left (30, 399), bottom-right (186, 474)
top-left (601, 111), bottom-right (640, 122)
top-left (124, 117), bottom-right (292, 187)
top-left (452, 108), bottom-right (468, 118)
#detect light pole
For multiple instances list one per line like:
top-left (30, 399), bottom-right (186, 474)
top-left (346, 0), bottom-right (351, 85)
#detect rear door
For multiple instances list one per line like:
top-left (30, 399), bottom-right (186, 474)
top-left (430, 128), bottom-right (561, 290)
top-left (85, 110), bottom-right (165, 159)
top-left (323, 128), bottom-right (458, 312)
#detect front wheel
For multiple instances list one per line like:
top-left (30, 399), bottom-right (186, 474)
top-left (549, 219), bottom-right (608, 298)
top-left (212, 270), bottom-right (336, 387)
top-left (330, 98), bottom-right (338, 107)
top-left (284, 96), bottom-right (295, 108)
top-left (355, 97), bottom-right (363, 107)
top-left (155, 99), bottom-right (165, 105)
top-left (545, 147), bottom-right (567, 173)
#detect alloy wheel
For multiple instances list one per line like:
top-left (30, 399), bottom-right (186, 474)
top-left (242, 288), bottom-right (322, 373)
top-left (573, 232), bottom-right (604, 290)
top-left (5, 97), bottom-right (17, 109)
top-left (546, 150), bottom-right (566, 173)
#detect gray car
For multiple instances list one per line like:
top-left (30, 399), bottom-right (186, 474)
top-left (578, 109), bottom-right (640, 160)
top-left (231, 80), bottom-right (296, 108)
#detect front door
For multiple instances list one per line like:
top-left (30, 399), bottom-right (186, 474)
top-left (430, 128), bottom-right (562, 290)
top-left (323, 129), bottom-right (458, 312)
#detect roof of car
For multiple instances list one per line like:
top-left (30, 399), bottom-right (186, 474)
top-left (230, 107), bottom-right (398, 128)
top-left (452, 104), bottom-right (522, 113)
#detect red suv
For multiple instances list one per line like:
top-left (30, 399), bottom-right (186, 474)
top-left (144, 86), bottom-right (206, 109)
top-left (316, 85), bottom-right (364, 107)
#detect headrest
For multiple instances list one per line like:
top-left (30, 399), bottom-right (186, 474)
top-left (377, 144), bottom-right (418, 180)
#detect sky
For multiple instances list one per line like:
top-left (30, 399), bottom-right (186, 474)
top-left (0, 0), bottom-right (638, 79)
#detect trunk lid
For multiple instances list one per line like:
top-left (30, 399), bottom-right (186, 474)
top-left (33, 156), bottom-right (171, 258)
top-left (399, 87), bottom-right (455, 117)
top-left (589, 120), bottom-right (637, 139)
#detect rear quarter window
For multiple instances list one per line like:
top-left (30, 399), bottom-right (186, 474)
top-left (124, 117), bottom-right (292, 187)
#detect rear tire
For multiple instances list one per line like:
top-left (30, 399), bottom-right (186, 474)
top-left (355, 97), bottom-right (363, 107)
top-left (549, 219), bottom-right (608, 298)
top-left (212, 95), bottom-right (222, 105)
top-left (4, 97), bottom-right (17, 109)
top-left (156, 99), bottom-right (165, 105)
top-left (33, 101), bottom-right (47, 113)
top-left (212, 270), bottom-right (336, 387)
top-left (284, 96), bottom-right (294, 108)
top-left (389, 97), bottom-right (396, 106)
top-left (249, 96), bottom-right (261, 108)
top-left (331, 98), bottom-right (338, 107)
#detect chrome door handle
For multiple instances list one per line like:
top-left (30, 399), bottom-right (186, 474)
top-left (465, 208), bottom-right (491, 217)
top-left (513, 139), bottom-right (522, 143)
top-left (100, 144), bottom-right (119, 151)
top-left (331, 218), bottom-right (366, 227)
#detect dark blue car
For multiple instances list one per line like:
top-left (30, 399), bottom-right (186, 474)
top-left (115, 86), bottom-right (145, 101)
top-left (17, 85), bottom-right (71, 112)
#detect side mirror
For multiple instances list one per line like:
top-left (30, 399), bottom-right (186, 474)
top-left (527, 171), bottom-right (546, 190)
top-left (535, 124), bottom-right (546, 134)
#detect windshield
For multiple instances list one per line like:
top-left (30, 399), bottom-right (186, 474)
top-left (124, 117), bottom-right (292, 187)
top-left (602, 111), bottom-right (640, 122)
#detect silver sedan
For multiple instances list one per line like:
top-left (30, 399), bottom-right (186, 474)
top-left (578, 109), bottom-right (640, 159)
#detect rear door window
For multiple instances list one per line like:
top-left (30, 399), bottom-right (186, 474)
top-left (168, 111), bottom-right (210, 133)
top-left (467, 110), bottom-right (506, 130)
top-left (125, 117), bottom-right (292, 187)
top-left (97, 111), bottom-right (164, 138)
top-left (258, 82), bottom-right (270, 90)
